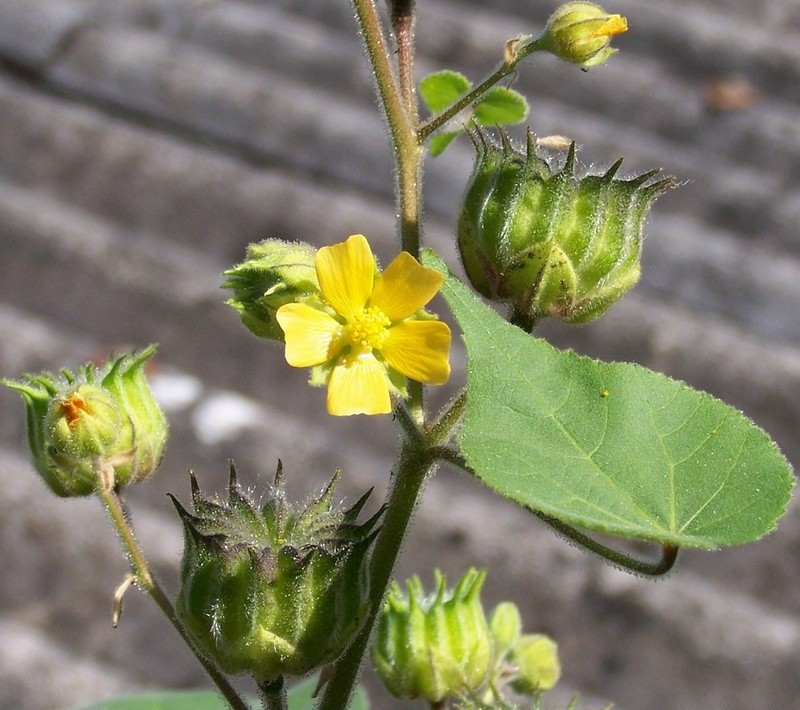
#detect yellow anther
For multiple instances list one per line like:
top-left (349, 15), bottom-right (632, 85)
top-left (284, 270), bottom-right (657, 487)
top-left (347, 306), bottom-right (391, 348)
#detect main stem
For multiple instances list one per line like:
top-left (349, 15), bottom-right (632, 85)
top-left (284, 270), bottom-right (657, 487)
top-left (317, 3), bottom-right (434, 706)
top-left (258, 677), bottom-right (287, 710)
top-left (96, 471), bottom-right (249, 710)
top-left (317, 447), bottom-right (435, 709)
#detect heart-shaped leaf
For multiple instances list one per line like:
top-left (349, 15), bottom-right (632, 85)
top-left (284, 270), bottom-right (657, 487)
top-left (425, 251), bottom-right (794, 548)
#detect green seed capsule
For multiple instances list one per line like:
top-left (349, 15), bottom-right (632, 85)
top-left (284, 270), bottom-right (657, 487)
top-left (171, 462), bottom-right (380, 681)
top-left (372, 568), bottom-right (492, 703)
top-left (458, 130), bottom-right (675, 327)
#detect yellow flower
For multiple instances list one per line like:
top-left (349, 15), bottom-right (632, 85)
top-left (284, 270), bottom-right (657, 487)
top-left (276, 235), bottom-right (451, 416)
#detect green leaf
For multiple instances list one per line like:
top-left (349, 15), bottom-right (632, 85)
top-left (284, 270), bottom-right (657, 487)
top-left (286, 675), bottom-right (370, 710)
top-left (419, 70), bottom-right (471, 114)
top-left (423, 251), bottom-right (795, 549)
top-left (69, 690), bottom-right (257, 710)
top-left (473, 87), bottom-right (528, 126)
top-left (430, 131), bottom-right (460, 156)
top-left (69, 679), bottom-right (369, 710)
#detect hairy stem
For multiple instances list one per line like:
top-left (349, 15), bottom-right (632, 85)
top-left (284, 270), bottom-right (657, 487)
top-left (390, 0), bottom-right (418, 116)
top-left (535, 510), bottom-right (680, 576)
top-left (418, 36), bottom-right (546, 142)
top-left (317, 447), bottom-right (435, 709)
top-left (351, 0), bottom-right (421, 256)
top-left (258, 677), bottom-right (287, 710)
top-left (434, 454), bottom-right (680, 577)
top-left (96, 467), bottom-right (248, 710)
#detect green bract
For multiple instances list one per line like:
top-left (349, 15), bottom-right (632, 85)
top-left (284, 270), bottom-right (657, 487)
top-left (3, 346), bottom-right (167, 497)
top-left (223, 239), bottom-right (320, 342)
top-left (372, 568), bottom-right (492, 703)
top-left (458, 130), bottom-right (675, 326)
top-left (171, 462), bottom-right (380, 681)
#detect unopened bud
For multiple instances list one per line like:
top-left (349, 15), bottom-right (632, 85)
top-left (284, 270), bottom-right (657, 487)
top-left (223, 239), bottom-right (320, 342)
top-left (539, 2), bottom-right (628, 69)
top-left (489, 602), bottom-right (522, 657)
top-left (3, 346), bottom-right (167, 496)
top-left (510, 633), bottom-right (561, 694)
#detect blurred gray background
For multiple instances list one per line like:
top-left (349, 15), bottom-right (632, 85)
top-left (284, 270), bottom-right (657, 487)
top-left (0, 1), bottom-right (798, 708)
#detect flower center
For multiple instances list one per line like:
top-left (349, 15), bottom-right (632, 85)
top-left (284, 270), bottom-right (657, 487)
top-left (346, 305), bottom-right (391, 349)
top-left (60, 393), bottom-right (92, 429)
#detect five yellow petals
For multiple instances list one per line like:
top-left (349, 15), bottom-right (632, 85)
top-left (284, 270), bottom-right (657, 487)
top-left (276, 234), bottom-right (452, 416)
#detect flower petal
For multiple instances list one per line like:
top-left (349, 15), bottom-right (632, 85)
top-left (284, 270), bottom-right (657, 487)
top-left (381, 320), bottom-right (451, 385)
top-left (327, 351), bottom-right (391, 416)
top-left (276, 303), bottom-right (342, 367)
top-left (316, 234), bottom-right (375, 319)
top-left (370, 252), bottom-right (445, 322)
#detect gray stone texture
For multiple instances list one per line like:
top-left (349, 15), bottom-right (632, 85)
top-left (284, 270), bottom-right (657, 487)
top-left (0, 1), bottom-right (798, 709)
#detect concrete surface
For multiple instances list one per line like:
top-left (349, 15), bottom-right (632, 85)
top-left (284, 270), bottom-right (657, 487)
top-left (0, 1), bottom-right (798, 709)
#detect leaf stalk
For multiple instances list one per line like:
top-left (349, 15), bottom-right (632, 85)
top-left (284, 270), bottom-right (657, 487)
top-left (418, 36), bottom-right (545, 141)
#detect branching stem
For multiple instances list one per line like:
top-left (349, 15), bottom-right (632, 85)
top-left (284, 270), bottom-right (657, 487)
top-left (417, 36), bottom-right (546, 142)
top-left (426, 390), bottom-right (467, 445)
top-left (96, 466), bottom-right (249, 710)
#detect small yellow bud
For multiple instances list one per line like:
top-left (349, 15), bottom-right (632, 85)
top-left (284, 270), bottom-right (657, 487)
top-left (489, 602), bottom-right (522, 656)
top-left (510, 633), bottom-right (562, 695)
top-left (540, 2), bottom-right (628, 68)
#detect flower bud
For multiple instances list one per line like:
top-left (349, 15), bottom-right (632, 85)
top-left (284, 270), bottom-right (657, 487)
top-left (489, 602), bottom-right (522, 657)
top-left (372, 568), bottom-right (492, 703)
top-left (458, 130), bottom-right (675, 325)
top-left (3, 346), bottom-right (167, 497)
top-left (223, 239), bottom-right (320, 342)
top-left (510, 633), bottom-right (561, 695)
top-left (171, 462), bottom-right (380, 681)
top-left (539, 2), bottom-right (627, 68)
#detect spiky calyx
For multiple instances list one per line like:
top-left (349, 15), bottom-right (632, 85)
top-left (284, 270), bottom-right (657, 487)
top-left (171, 462), bottom-right (381, 681)
top-left (458, 129), bottom-right (675, 327)
top-left (2, 346), bottom-right (167, 497)
top-left (372, 568), bottom-right (492, 703)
